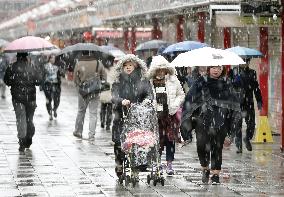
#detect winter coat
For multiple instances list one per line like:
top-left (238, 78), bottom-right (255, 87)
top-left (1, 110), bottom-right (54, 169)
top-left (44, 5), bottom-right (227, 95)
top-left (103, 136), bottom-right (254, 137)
top-left (228, 66), bottom-right (262, 110)
top-left (100, 65), bottom-right (116, 103)
top-left (181, 76), bottom-right (241, 134)
top-left (148, 55), bottom-right (185, 116)
top-left (111, 54), bottom-right (153, 144)
top-left (4, 58), bottom-right (43, 103)
top-left (73, 56), bottom-right (106, 87)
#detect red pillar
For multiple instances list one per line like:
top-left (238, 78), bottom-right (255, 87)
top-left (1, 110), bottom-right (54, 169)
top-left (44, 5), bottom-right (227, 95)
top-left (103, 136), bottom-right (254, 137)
top-left (197, 12), bottom-right (205, 43)
top-left (224, 27), bottom-right (231, 72)
top-left (123, 28), bottom-right (129, 52)
top-left (259, 27), bottom-right (269, 116)
top-left (152, 18), bottom-right (162, 40)
top-left (130, 27), bottom-right (136, 54)
top-left (281, 3), bottom-right (284, 151)
top-left (176, 15), bottom-right (184, 42)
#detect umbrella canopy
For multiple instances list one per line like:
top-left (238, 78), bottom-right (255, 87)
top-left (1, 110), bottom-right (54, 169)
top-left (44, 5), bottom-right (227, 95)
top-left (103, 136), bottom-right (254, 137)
top-left (225, 46), bottom-right (263, 58)
top-left (135, 39), bottom-right (171, 51)
top-left (30, 46), bottom-right (61, 56)
top-left (0, 39), bottom-right (8, 48)
top-left (171, 47), bottom-right (246, 67)
top-left (100, 45), bottom-right (125, 60)
top-left (4, 36), bottom-right (56, 53)
top-left (162, 40), bottom-right (208, 54)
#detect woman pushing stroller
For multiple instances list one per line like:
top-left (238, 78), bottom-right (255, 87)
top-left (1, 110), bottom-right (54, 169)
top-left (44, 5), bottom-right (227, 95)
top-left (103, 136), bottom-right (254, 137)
top-left (111, 54), bottom-right (153, 179)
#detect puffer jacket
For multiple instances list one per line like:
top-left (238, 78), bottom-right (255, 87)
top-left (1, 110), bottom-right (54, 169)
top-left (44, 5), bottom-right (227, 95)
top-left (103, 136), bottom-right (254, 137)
top-left (148, 55), bottom-right (185, 115)
top-left (4, 58), bottom-right (43, 103)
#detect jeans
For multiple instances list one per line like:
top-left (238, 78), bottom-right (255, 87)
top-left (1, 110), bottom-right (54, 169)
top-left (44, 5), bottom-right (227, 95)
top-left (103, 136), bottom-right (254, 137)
top-left (12, 100), bottom-right (36, 140)
top-left (75, 93), bottom-right (99, 137)
top-left (43, 82), bottom-right (61, 114)
top-left (159, 135), bottom-right (175, 161)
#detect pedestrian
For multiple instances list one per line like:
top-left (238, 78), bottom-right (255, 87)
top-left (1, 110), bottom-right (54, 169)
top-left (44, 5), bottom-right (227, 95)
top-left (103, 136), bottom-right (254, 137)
top-left (228, 58), bottom-right (262, 152)
top-left (4, 52), bottom-right (43, 151)
top-left (0, 53), bottom-right (9, 99)
top-left (148, 55), bottom-right (185, 175)
top-left (111, 54), bottom-right (153, 177)
top-left (42, 54), bottom-right (64, 120)
top-left (73, 51), bottom-right (106, 140)
top-left (99, 59), bottom-right (116, 131)
top-left (181, 66), bottom-right (241, 184)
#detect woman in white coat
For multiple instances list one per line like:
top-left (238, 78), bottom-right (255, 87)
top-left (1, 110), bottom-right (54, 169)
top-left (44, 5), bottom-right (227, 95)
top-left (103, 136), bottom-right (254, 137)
top-left (148, 55), bottom-right (185, 175)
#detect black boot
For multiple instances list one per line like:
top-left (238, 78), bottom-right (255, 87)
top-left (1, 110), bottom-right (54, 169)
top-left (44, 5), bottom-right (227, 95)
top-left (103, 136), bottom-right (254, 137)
top-left (243, 137), bottom-right (252, 151)
top-left (18, 139), bottom-right (25, 152)
top-left (25, 138), bottom-right (32, 149)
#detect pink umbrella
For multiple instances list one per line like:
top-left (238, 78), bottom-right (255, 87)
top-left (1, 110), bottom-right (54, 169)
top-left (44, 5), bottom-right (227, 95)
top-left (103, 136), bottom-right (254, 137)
top-left (4, 36), bottom-right (56, 53)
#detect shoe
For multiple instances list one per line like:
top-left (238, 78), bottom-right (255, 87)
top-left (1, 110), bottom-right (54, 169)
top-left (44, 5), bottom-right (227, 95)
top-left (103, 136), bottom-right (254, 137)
top-left (115, 165), bottom-right (123, 177)
top-left (202, 169), bottom-right (210, 183)
top-left (101, 123), bottom-right (104, 128)
top-left (106, 126), bottom-right (110, 131)
top-left (166, 163), bottom-right (174, 175)
top-left (88, 135), bottom-right (95, 141)
top-left (236, 147), bottom-right (242, 154)
top-left (18, 139), bottom-right (25, 152)
top-left (1, 95), bottom-right (5, 99)
top-left (53, 110), bottom-right (57, 118)
top-left (25, 138), bottom-right (32, 149)
top-left (211, 174), bottom-right (220, 185)
top-left (243, 137), bottom-right (252, 151)
top-left (73, 131), bottom-right (82, 138)
top-left (49, 114), bottom-right (53, 121)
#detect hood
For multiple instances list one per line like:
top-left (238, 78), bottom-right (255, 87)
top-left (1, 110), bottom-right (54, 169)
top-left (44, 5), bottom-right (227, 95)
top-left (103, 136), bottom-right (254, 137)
top-left (148, 55), bottom-right (176, 78)
top-left (114, 54), bottom-right (148, 81)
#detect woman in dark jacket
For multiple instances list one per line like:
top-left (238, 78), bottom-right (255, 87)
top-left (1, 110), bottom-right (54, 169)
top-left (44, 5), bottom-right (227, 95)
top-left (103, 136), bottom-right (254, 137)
top-left (111, 54), bottom-right (153, 178)
top-left (181, 66), bottom-right (241, 185)
top-left (4, 52), bottom-right (43, 151)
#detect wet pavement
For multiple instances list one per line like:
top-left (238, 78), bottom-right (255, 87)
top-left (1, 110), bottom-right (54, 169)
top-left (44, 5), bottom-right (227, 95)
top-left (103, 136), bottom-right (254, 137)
top-left (0, 80), bottom-right (284, 197)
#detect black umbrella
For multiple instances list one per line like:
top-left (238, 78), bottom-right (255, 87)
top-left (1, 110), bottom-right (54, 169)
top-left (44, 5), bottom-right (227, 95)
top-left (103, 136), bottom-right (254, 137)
top-left (57, 43), bottom-right (114, 70)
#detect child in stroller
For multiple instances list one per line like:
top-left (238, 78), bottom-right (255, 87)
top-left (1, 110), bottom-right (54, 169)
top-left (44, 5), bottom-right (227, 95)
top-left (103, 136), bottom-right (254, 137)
top-left (119, 102), bottom-right (165, 186)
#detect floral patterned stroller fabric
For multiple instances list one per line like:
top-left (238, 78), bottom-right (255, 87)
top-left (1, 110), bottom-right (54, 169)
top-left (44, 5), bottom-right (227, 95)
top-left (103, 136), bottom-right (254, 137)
top-left (121, 102), bottom-right (159, 168)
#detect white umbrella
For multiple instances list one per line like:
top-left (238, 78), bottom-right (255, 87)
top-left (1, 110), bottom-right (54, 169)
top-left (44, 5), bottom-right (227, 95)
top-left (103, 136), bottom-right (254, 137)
top-left (171, 47), bottom-right (245, 67)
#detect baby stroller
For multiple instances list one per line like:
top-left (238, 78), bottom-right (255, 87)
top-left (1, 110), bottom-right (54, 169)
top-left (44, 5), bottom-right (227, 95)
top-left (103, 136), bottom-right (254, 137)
top-left (119, 102), bottom-right (164, 187)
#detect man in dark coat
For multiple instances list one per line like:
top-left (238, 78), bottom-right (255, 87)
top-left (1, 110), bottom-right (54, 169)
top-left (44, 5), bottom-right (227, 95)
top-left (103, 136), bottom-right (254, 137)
top-left (228, 58), bottom-right (262, 153)
top-left (4, 53), bottom-right (43, 151)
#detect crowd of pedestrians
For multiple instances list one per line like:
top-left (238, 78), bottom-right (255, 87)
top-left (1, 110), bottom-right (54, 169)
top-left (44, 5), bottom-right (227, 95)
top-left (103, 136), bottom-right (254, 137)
top-left (0, 49), bottom-right (262, 185)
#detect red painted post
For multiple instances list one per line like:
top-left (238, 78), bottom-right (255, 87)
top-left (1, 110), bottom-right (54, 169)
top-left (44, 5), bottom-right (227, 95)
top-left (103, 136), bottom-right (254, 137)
top-left (176, 15), bottom-right (184, 42)
top-left (224, 27), bottom-right (231, 73)
top-left (197, 12), bottom-right (205, 43)
top-left (123, 27), bottom-right (129, 52)
top-left (281, 2), bottom-right (284, 151)
top-left (259, 27), bottom-right (269, 116)
top-left (130, 27), bottom-right (136, 54)
top-left (152, 18), bottom-right (162, 39)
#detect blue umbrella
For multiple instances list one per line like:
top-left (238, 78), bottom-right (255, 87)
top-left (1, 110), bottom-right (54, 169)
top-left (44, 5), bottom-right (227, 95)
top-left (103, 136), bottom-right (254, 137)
top-left (162, 41), bottom-right (208, 54)
top-left (100, 45), bottom-right (125, 60)
top-left (225, 46), bottom-right (263, 58)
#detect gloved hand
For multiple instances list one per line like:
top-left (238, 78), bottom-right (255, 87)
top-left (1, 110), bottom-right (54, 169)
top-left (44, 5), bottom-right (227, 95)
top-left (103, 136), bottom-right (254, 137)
top-left (257, 102), bottom-right (262, 111)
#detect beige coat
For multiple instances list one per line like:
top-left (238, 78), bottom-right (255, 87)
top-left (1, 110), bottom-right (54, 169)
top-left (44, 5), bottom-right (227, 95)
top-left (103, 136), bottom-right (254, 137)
top-left (100, 66), bottom-right (116, 103)
top-left (73, 58), bottom-right (106, 86)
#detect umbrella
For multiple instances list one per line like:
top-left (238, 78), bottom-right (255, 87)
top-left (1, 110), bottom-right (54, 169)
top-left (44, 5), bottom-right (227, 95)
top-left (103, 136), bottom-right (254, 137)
top-left (171, 47), bottom-right (246, 67)
top-left (0, 39), bottom-right (8, 48)
top-left (100, 45), bottom-right (125, 60)
top-left (135, 40), bottom-right (171, 51)
top-left (4, 36), bottom-right (56, 53)
top-left (162, 40), bottom-right (208, 54)
top-left (225, 46), bottom-right (263, 58)
top-left (30, 46), bottom-right (61, 56)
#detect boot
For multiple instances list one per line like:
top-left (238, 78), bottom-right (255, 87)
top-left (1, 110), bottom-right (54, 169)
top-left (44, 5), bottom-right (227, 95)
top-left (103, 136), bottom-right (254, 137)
top-left (18, 139), bottom-right (25, 152)
top-left (25, 138), bottom-right (32, 149)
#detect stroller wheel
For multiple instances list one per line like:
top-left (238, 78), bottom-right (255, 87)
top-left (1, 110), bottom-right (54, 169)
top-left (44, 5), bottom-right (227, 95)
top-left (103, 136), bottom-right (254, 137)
top-left (125, 175), bottom-right (130, 186)
top-left (160, 177), bottom-right (165, 186)
top-left (147, 175), bottom-right (151, 184)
